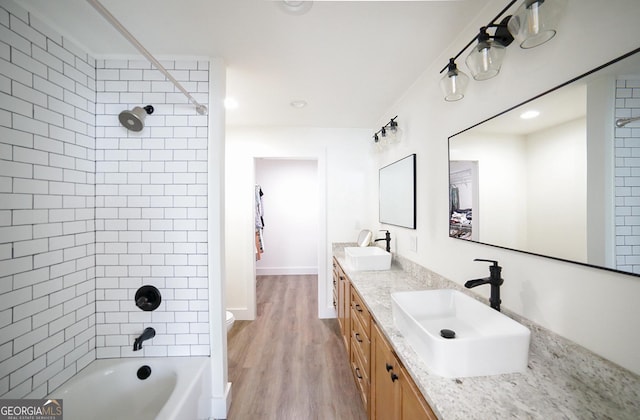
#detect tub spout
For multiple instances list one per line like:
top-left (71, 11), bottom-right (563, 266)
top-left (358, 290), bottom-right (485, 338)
top-left (133, 327), bottom-right (155, 351)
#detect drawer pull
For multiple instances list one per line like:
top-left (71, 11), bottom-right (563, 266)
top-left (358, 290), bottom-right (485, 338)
top-left (355, 332), bottom-right (363, 343)
top-left (355, 367), bottom-right (363, 380)
top-left (390, 372), bottom-right (399, 382)
top-left (386, 363), bottom-right (393, 372)
top-left (355, 304), bottom-right (363, 313)
top-left (333, 279), bottom-right (336, 286)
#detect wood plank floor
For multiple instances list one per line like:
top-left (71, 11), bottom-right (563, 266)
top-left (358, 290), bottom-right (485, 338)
top-left (227, 274), bottom-right (367, 420)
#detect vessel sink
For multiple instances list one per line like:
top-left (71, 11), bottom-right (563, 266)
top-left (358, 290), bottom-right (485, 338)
top-left (391, 289), bottom-right (530, 378)
top-left (344, 246), bottom-right (392, 271)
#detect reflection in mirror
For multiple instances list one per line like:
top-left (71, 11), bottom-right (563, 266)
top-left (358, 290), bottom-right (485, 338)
top-left (448, 48), bottom-right (640, 276)
top-left (449, 161), bottom-right (478, 240)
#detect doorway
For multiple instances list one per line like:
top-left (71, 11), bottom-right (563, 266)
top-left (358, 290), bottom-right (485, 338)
top-left (255, 159), bottom-right (318, 276)
top-left (252, 157), bottom-right (331, 319)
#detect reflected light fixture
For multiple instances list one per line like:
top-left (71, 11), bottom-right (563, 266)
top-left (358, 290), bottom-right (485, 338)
top-left (520, 109), bottom-right (540, 119)
top-left (224, 97), bottom-right (239, 109)
top-left (440, 58), bottom-right (469, 101)
top-left (278, 1), bottom-right (313, 15)
top-left (508, 0), bottom-right (567, 49)
top-left (290, 100), bottom-right (308, 109)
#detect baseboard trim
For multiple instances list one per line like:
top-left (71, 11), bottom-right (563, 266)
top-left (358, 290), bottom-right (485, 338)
top-left (211, 382), bottom-right (232, 419)
top-left (255, 267), bottom-right (318, 276)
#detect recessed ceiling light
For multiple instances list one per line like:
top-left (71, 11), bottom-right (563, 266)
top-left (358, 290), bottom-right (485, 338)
top-left (520, 110), bottom-right (540, 120)
top-left (290, 100), bottom-right (307, 109)
top-left (224, 97), bottom-right (238, 110)
top-left (278, 1), bottom-right (313, 16)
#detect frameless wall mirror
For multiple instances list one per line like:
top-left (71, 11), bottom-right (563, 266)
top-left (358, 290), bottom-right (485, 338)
top-left (380, 154), bottom-right (416, 229)
top-left (448, 47), bottom-right (640, 276)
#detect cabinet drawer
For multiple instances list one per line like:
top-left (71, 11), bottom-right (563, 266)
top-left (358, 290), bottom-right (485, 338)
top-left (351, 337), bottom-right (369, 410)
top-left (351, 308), bottom-right (370, 374)
top-left (351, 286), bottom-right (371, 337)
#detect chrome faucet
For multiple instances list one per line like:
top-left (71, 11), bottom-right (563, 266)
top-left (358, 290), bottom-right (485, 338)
top-left (133, 327), bottom-right (156, 351)
top-left (375, 230), bottom-right (391, 252)
top-left (465, 259), bottom-right (503, 311)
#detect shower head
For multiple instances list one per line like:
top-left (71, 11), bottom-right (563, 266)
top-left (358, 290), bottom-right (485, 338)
top-left (119, 105), bottom-right (154, 132)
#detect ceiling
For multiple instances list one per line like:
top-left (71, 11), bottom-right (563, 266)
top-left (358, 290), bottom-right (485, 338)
top-left (19, 0), bottom-right (487, 128)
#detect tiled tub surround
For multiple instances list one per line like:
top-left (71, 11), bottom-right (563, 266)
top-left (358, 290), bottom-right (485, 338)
top-left (0, 0), bottom-right (211, 399)
top-left (333, 244), bottom-right (640, 419)
top-left (614, 77), bottom-right (640, 273)
top-left (94, 58), bottom-right (210, 359)
top-left (0, 3), bottom-right (97, 398)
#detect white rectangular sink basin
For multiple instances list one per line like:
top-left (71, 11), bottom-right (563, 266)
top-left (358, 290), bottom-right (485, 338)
top-left (391, 289), bottom-right (530, 378)
top-left (344, 246), bottom-right (392, 271)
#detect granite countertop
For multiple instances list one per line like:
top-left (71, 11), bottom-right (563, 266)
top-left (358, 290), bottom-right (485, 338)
top-left (333, 244), bottom-right (640, 419)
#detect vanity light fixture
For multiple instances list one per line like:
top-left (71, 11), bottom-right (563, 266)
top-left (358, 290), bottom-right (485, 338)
top-left (439, 0), bottom-right (566, 100)
top-left (465, 18), bottom-right (514, 81)
top-left (373, 116), bottom-right (401, 146)
top-left (508, 0), bottom-right (567, 49)
top-left (440, 58), bottom-right (470, 101)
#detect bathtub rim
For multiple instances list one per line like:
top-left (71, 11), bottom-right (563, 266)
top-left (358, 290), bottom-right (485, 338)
top-left (47, 356), bottom-right (212, 420)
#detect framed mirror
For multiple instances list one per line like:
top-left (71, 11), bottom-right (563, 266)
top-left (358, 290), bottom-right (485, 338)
top-left (380, 154), bottom-right (416, 229)
top-left (448, 47), bottom-right (640, 276)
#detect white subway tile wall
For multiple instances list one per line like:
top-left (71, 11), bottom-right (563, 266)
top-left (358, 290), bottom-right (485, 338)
top-left (615, 78), bottom-right (640, 273)
top-left (0, 0), bottom-right (211, 398)
top-left (0, 3), bottom-right (96, 398)
top-left (94, 58), bottom-right (210, 359)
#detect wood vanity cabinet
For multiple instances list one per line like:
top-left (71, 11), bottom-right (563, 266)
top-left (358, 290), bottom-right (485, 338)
top-left (371, 322), bottom-right (437, 420)
top-left (332, 260), bottom-right (338, 312)
top-left (334, 256), bottom-right (436, 420)
top-left (333, 258), bottom-right (351, 355)
top-left (351, 285), bottom-right (372, 414)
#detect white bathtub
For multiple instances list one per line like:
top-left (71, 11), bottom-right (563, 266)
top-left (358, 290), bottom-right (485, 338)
top-left (48, 357), bottom-right (212, 420)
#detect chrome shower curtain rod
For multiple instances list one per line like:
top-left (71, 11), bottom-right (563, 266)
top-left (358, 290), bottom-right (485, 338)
top-left (616, 116), bottom-right (640, 128)
top-left (86, 0), bottom-right (208, 115)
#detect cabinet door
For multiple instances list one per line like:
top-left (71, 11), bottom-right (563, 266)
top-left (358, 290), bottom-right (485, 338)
top-left (371, 323), bottom-right (400, 420)
top-left (399, 365), bottom-right (438, 420)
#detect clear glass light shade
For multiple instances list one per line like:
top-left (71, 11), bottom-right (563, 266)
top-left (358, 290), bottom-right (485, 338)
top-left (387, 125), bottom-right (402, 143)
top-left (465, 41), bottom-right (506, 81)
top-left (440, 69), bottom-right (469, 101)
top-left (508, 0), bottom-right (567, 49)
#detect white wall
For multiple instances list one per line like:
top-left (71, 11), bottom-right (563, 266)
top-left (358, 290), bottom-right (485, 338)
top-left (225, 127), bottom-right (373, 320)
top-left (526, 118), bottom-right (587, 261)
top-left (371, 0), bottom-right (640, 374)
top-left (255, 159), bottom-right (318, 276)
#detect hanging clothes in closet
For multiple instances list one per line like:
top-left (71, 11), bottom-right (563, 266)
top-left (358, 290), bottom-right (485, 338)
top-left (255, 185), bottom-right (265, 260)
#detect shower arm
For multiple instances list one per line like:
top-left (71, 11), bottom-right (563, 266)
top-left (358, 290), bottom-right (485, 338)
top-left (86, 0), bottom-right (208, 115)
top-left (616, 116), bottom-right (640, 128)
